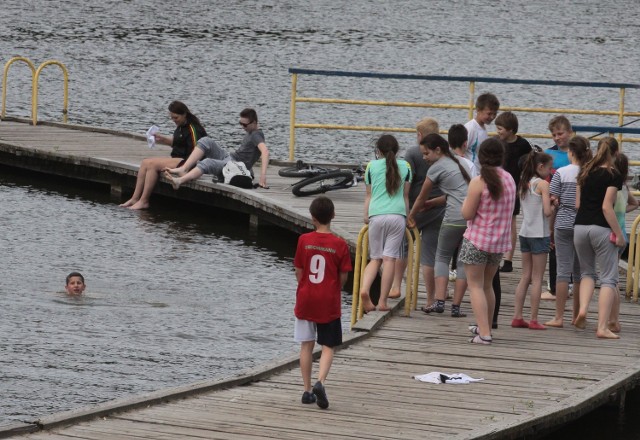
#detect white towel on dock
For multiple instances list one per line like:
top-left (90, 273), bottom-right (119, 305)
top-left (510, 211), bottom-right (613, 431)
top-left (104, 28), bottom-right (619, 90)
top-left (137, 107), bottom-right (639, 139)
top-left (146, 125), bottom-right (160, 149)
top-left (414, 372), bottom-right (484, 384)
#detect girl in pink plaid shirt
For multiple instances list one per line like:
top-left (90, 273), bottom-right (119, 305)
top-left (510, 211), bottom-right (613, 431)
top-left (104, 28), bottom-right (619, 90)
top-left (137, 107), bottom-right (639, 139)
top-left (460, 138), bottom-right (516, 344)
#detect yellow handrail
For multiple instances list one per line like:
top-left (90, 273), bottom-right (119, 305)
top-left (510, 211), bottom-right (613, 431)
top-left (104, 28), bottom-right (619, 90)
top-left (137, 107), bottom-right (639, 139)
top-left (625, 214), bottom-right (640, 302)
top-left (351, 225), bottom-right (420, 327)
top-left (288, 70), bottom-right (640, 161)
top-left (2, 56), bottom-right (36, 119)
top-left (2, 57), bottom-right (68, 125)
top-left (33, 60), bottom-right (69, 125)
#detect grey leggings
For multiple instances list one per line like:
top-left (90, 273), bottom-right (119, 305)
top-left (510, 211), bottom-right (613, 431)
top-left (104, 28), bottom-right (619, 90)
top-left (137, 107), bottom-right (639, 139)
top-left (573, 224), bottom-right (619, 288)
top-left (434, 221), bottom-right (467, 280)
top-left (554, 227), bottom-right (580, 283)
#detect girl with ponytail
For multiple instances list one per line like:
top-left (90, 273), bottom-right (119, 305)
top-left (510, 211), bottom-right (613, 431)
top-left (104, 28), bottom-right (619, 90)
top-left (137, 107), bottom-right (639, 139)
top-left (511, 151), bottom-right (554, 330)
top-left (573, 137), bottom-right (625, 339)
top-left (459, 138), bottom-right (516, 344)
top-left (360, 134), bottom-right (413, 312)
top-left (408, 133), bottom-right (471, 318)
top-left (545, 136), bottom-right (592, 328)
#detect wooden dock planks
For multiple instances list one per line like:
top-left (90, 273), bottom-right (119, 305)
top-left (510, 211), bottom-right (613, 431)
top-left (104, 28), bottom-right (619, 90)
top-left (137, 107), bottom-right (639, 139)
top-left (1, 119), bottom-right (640, 439)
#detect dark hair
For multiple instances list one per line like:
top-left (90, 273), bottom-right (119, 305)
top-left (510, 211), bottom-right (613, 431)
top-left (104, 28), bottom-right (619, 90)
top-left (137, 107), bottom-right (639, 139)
top-left (614, 153), bottom-right (630, 182)
top-left (478, 138), bottom-right (505, 200)
top-left (447, 124), bottom-right (468, 150)
top-left (168, 101), bottom-right (202, 127)
top-left (494, 111), bottom-right (518, 134)
top-left (309, 196), bottom-right (334, 225)
top-left (518, 151), bottom-right (553, 199)
top-left (568, 135), bottom-right (592, 166)
top-left (240, 108), bottom-right (258, 123)
top-left (421, 133), bottom-right (471, 183)
top-left (577, 137), bottom-right (619, 187)
top-left (376, 134), bottom-right (402, 195)
top-left (476, 93), bottom-right (500, 112)
top-left (548, 115), bottom-right (572, 133)
top-left (66, 272), bottom-right (85, 285)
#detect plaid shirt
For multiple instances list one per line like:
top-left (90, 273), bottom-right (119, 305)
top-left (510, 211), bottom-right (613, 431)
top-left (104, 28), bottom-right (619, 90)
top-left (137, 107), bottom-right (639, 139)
top-left (464, 167), bottom-right (516, 253)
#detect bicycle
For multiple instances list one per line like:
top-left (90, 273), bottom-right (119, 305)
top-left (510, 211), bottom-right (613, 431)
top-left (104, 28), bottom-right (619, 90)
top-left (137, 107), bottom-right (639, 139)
top-left (278, 161), bottom-right (365, 197)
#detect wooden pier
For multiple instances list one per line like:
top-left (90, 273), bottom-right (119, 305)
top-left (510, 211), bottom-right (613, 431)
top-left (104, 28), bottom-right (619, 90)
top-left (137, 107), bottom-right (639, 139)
top-left (1, 119), bottom-right (640, 439)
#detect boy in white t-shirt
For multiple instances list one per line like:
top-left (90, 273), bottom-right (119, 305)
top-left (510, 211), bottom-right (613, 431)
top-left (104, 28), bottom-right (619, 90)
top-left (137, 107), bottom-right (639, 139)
top-left (464, 93), bottom-right (500, 167)
top-left (448, 124), bottom-right (478, 177)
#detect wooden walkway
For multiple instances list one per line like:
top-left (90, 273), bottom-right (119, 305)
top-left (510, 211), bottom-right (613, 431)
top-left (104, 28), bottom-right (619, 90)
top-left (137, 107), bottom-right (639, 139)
top-left (1, 119), bottom-right (640, 439)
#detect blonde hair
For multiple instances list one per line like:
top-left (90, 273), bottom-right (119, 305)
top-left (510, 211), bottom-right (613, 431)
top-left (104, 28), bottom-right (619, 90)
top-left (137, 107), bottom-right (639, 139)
top-left (416, 117), bottom-right (439, 138)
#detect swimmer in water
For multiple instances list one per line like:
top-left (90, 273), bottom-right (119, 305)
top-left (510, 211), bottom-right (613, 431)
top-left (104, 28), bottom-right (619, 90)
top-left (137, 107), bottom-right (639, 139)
top-left (65, 272), bottom-right (86, 295)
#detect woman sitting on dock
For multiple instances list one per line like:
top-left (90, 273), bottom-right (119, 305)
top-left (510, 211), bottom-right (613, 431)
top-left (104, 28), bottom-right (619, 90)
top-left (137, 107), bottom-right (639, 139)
top-left (120, 101), bottom-right (207, 210)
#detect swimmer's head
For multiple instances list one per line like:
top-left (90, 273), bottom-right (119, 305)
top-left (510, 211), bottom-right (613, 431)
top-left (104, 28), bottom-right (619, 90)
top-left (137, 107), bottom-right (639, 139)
top-left (65, 272), bottom-right (86, 295)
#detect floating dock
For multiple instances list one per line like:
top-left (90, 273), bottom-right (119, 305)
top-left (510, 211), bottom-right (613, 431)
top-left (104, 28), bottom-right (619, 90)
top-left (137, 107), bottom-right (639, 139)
top-left (1, 119), bottom-right (639, 440)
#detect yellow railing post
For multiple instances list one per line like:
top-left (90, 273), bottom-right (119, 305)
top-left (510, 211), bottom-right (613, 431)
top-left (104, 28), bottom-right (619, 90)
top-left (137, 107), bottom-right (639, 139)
top-left (351, 225), bottom-right (368, 327)
top-left (32, 60), bottom-right (69, 126)
top-left (2, 56), bottom-right (36, 120)
top-left (289, 73), bottom-right (298, 161)
top-left (467, 81), bottom-right (476, 121)
top-left (618, 87), bottom-right (626, 148)
top-left (411, 227), bottom-right (421, 311)
top-left (403, 227), bottom-right (421, 317)
top-left (626, 214), bottom-right (640, 301)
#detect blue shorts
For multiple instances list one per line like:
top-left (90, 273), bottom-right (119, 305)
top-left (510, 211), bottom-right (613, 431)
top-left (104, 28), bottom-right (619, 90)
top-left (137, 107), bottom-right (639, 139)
top-left (519, 236), bottom-right (551, 254)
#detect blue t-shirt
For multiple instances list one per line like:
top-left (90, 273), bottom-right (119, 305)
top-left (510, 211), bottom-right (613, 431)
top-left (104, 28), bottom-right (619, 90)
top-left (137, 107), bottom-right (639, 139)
top-left (545, 145), bottom-right (570, 173)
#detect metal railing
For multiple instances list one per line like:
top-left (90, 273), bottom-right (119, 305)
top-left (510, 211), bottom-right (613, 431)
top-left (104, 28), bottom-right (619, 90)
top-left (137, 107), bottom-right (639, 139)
top-left (351, 225), bottom-right (421, 327)
top-left (2, 56), bottom-right (69, 125)
top-left (288, 68), bottom-right (640, 161)
top-left (626, 214), bottom-right (640, 302)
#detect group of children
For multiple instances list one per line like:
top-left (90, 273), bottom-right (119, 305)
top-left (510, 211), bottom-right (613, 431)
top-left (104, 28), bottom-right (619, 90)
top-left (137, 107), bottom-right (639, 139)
top-left (293, 92), bottom-right (638, 407)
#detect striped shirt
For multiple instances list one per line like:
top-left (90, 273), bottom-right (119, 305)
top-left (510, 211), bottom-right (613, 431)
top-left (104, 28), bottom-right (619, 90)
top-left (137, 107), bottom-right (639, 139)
top-left (549, 164), bottom-right (579, 230)
top-left (464, 167), bottom-right (516, 253)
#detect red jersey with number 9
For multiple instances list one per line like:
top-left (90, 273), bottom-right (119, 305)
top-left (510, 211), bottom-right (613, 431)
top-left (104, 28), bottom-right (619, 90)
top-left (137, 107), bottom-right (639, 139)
top-left (294, 231), bottom-right (352, 323)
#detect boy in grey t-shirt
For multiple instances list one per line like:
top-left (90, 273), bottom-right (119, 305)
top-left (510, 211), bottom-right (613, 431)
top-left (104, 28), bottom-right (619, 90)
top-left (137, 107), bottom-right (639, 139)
top-left (164, 108), bottom-right (270, 189)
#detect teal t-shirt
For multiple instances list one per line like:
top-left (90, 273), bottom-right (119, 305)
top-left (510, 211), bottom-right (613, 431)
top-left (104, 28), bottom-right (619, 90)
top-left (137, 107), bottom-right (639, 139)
top-left (365, 158), bottom-right (412, 217)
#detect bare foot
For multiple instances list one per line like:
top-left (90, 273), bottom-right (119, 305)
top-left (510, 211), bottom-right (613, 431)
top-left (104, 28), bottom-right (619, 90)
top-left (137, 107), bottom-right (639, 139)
top-left (596, 329), bottom-right (620, 339)
top-left (377, 305), bottom-right (391, 312)
top-left (359, 292), bottom-right (376, 312)
top-left (608, 322), bottom-right (621, 333)
top-left (164, 167), bottom-right (186, 177)
top-left (163, 171), bottom-right (182, 190)
top-left (574, 314), bottom-right (587, 329)
top-left (128, 201), bottom-right (149, 210)
top-left (545, 318), bottom-right (564, 328)
top-left (541, 291), bottom-right (556, 301)
top-left (119, 199), bottom-right (137, 208)
top-left (388, 288), bottom-right (401, 299)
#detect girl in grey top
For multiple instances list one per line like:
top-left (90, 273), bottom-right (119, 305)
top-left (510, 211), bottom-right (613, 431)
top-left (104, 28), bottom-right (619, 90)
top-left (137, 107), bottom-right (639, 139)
top-left (408, 134), bottom-right (471, 317)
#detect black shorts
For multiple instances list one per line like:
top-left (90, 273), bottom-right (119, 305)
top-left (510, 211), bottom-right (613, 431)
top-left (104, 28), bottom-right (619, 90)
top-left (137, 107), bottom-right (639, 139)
top-left (317, 317), bottom-right (343, 348)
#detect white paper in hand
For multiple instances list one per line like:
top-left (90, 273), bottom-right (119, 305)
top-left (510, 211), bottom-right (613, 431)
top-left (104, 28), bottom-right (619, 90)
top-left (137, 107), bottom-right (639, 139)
top-left (146, 125), bottom-right (160, 149)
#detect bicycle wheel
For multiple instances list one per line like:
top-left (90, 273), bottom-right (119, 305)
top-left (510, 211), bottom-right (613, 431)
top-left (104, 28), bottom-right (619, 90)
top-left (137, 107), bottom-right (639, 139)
top-left (278, 161), bottom-right (339, 178)
top-left (292, 170), bottom-right (355, 197)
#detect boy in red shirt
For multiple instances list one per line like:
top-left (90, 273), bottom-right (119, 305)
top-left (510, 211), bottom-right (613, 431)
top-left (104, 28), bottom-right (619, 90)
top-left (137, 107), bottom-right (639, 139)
top-left (294, 196), bottom-right (352, 409)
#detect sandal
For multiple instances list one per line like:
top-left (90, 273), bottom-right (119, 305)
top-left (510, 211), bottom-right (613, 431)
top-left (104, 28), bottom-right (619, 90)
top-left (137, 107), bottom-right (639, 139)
top-left (469, 335), bottom-right (492, 344)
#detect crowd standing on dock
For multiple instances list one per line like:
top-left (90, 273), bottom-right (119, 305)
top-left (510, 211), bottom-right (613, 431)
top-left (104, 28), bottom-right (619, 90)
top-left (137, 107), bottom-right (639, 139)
top-left (113, 95), bottom-right (637, 408)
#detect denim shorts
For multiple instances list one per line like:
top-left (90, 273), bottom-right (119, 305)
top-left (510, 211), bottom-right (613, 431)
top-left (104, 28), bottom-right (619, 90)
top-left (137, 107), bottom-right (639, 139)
top-left (519, 236), bottom-right (551, 254)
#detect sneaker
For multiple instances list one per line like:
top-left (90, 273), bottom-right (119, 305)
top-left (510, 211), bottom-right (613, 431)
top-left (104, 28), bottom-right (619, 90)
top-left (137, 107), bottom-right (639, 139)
top-left (499, 260), bottom-right (513, 272)
top-left (528, 320), bottom-right (546, 330)
top-left (301, 391), bottom-right (316, 404)
top-left (451, 305), bottom-right (466, 318)
top-left (449, 270), bottom-right (457, 281)
top-left (421, 302), bottom-right (444, 314)
top-left (312, 381), bottom-right (329, 409)
top-left (511, 318), bottom-right (529, 328)
top-left (469, 335), bottom-right (492, 344)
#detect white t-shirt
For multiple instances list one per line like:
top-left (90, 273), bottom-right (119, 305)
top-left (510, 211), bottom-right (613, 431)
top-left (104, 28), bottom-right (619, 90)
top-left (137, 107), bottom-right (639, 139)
top-left (458, 155), bottom-right (478, 178)
top-left (464, 119), bottom-right (488, 167)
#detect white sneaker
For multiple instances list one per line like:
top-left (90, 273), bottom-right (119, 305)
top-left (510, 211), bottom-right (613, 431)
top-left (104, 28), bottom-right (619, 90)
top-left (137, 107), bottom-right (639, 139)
top-left (449, 270), bottom-right (457, 281)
